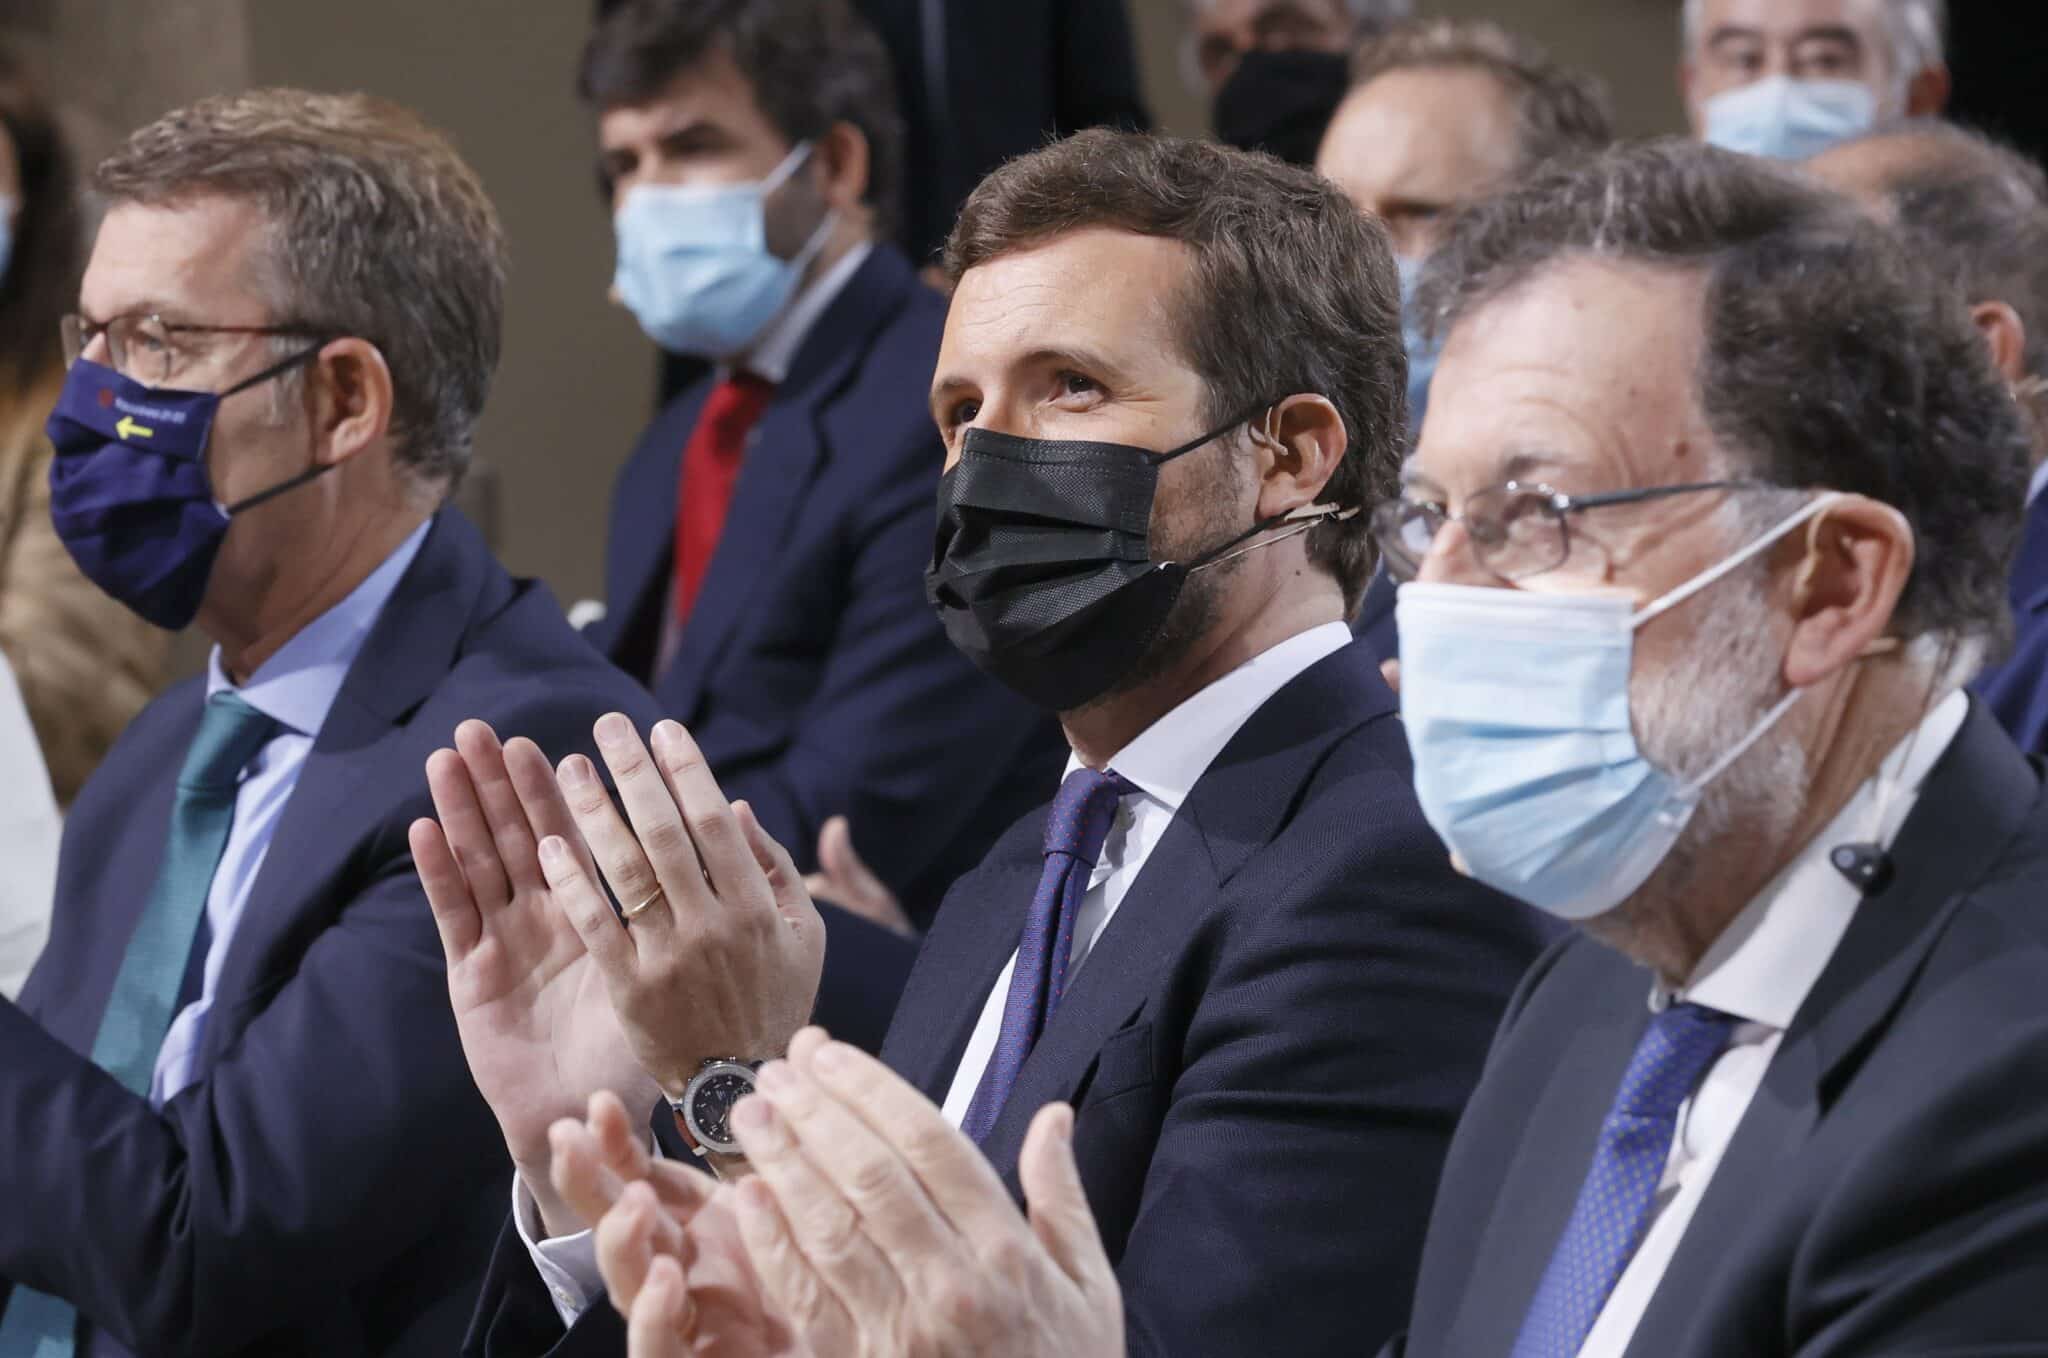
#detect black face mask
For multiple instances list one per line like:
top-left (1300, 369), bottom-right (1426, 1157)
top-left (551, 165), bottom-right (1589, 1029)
top-left (1211, 49), bottom-right (1352, 167)
top-left (924, 410), bottom-right (1352, 713)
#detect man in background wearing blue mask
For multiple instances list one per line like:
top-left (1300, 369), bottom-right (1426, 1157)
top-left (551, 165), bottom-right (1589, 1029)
top-left (575, 0), bottom-right (1060, 934)
top-left (1314, 16), bottom-right (1611, 663)
top-left (1680, 0), bottom-right (1948, 161)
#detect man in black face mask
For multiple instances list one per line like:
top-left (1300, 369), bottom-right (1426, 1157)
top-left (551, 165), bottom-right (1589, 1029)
top-left (1191, 0), bottom-right (1412, 164)
top-left (427, 130), bottom-right (1549, 1358)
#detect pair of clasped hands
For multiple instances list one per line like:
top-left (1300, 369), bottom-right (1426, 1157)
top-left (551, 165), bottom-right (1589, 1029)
top-left (407, 715), bottom-right (1123, 1356)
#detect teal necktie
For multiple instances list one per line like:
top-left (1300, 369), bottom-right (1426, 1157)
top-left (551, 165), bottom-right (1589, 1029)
top-left (0, 691), bottom-right (278, 1358)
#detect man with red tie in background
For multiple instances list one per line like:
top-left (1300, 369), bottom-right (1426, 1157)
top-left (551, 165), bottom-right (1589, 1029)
top-left (578, 0), bottom-right (1061, 930)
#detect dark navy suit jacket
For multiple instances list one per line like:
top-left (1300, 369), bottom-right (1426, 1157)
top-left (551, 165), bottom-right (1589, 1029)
top-left (0, 511), bottom-right (671, 1356)
top-left (884, 640), bottom-right (1550, 1357)
top-left (1388, 702), bottom-right (2048, 1358)
top-left (1353, 564), bottom-right (1399, 663)
top-left (590, 243), bottom-right (1063, 923)
top-left (462, 639), bottom-right (1550, 1358)
top-left (1974, 488), bottom-right (2048, 753)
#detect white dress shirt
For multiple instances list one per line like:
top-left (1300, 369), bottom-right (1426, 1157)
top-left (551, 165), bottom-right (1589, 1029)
top-left (147, 523), bottom-right (428, 1106)
top-left (521, 620), bottom-right (1357, 1325)
top-left (939, 620), bottom-right (1354, 1123)
top-left (0, 653), bottom-right (60, 1000)
top-left (741, 239), bottom-right (872, 385)
top-left (1575, 689), bottom-right (1968, 1358)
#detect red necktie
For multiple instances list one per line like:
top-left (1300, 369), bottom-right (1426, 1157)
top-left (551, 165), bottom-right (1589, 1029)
top-left (672, 371), bottom-right (775, 628)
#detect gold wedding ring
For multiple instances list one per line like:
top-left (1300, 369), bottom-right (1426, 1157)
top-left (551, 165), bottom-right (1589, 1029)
top-left (621, 888), bottom-right (665, 922)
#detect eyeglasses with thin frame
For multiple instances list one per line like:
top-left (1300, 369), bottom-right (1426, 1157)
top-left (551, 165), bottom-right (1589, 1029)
top-left (60, 312), bottom-right (329, 388)
top-left (1371, 479), bottom-right (1772, 584)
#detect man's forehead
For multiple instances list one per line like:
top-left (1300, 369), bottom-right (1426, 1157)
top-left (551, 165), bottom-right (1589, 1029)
top-left (1698, 0), bottom-right (1884, 43)
top-left (81, 196), bottom-right (273, 317)
top-left (1322, 70), bottom-right (1519, 200)
top-left (945, 230), bottom-right (1193, 355)
top-left (1196, 0), bottom-right (1349, 34)
top-left (1417, 257), bottom-right (1711, 486)
top-left (598, 51), bottom-right (772, 149)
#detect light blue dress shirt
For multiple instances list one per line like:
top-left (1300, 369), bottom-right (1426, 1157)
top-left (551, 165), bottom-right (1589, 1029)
top-left (148, 522), bottom-right (430, 1107)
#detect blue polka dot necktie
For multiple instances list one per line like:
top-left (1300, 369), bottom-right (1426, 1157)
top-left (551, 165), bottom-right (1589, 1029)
top-left (960, 766), bottom-right (1134, 1144)
top-left (1508, 1001), bottom-right (1740, 1358)
top-left (0, 691), bottom-right (278, 1358)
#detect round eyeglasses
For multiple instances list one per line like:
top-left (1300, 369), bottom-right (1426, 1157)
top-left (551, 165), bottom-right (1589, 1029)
top-left (61, 312), bottom-right (328, 388)
top-left (1370, 479), bottom-right (1769, 584)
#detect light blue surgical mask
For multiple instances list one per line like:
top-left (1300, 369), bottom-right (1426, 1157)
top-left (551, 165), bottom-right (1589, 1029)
top-left (612, 142), bottom-right (831, 359)
top-left (1394, 492), bottom-right (1840, 921)
top-left (1702, 76), bottom-right (1877, 162)
top-left (1396, 254), bottom-right (1438, 435)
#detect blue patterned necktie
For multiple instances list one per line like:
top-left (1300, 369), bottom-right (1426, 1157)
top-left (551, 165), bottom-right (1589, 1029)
top-left (960, 766), bottom-right (1134, 1144)
top-left (0, 691), bottom-right (278, 1358)
top-left (1508, 1001), bottom-right (1741, 1358)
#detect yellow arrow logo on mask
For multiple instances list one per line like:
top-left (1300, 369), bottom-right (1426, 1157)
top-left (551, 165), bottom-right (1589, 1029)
top-left (114, 414), bottom-right (153, 441)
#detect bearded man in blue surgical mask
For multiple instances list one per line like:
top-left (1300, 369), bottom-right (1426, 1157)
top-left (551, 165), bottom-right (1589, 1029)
top-left (572, 0), bottom-right (1061, 937)
top-left (1680, 0), bottom-right (1949, 161)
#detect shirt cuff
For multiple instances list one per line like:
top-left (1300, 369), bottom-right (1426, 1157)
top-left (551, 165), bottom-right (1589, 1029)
top-left (511, 1172), bottom-right (602, 1329)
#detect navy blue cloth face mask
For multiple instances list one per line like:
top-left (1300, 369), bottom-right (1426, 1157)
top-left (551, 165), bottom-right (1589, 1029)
top-left (46, 347), bottom-right (332, 630)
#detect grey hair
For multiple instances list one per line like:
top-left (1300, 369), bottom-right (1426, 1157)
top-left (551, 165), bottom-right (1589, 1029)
top-left (1420, 138), bottom-right (2029, 659)
top-left (1681, 0), bottom-right (1946, 84)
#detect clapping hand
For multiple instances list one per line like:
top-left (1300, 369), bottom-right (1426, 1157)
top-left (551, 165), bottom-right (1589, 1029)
top-left (551, 1092), bottom-right (802, 1357)
top-left (537, 714), bottom-right (825, 1097)
top-left (412, 721), bottom-right (657, 1234)
top-left (724, 1029), bottom-right (1126, 1358)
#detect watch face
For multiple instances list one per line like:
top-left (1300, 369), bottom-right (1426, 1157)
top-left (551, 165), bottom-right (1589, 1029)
top-left (688, 1065), bottom-right (757, 1154)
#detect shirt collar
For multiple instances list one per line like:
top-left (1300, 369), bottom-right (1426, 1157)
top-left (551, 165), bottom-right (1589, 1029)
top-left (1062, 622), bottom-right (1353, 815)
top-left (1666, 688), bottom-right (1970, 1030)
top-left (2028, 459), bottom-right (2048, 509)
top-left (205, 520), bottom-right (431, 738)
top-left (737, 240), bottom-right (874, 385)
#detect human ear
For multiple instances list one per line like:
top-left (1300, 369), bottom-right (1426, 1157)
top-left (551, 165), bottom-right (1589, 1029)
top-left (308, 338), bottom-right (396, 468)
top-left (1252, 393), bottom-right (1348, 521)
top-left (1782, 495), bottom-right (1915, 688)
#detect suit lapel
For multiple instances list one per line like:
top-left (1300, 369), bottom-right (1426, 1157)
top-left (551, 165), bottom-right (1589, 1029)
top-left (609, 391), bottom-right (706, 675)
top-left (1440, 960), bottom-right (1650, 1358)
top-left (881, 818), bottom-right (1047, 1100)
top-left (973, 642), bottom-right (1395, 1171)
top-left (2012, 491), bottom-right (2048, 616)
top-left (661, 248), bottom-right (915, 719)
top-left (197, 512), bottom-right (494, 1070)
top-left (1621, 702), bottom-right (2041, 1357)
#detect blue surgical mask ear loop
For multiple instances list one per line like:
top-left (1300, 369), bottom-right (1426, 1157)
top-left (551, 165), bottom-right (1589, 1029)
top-left (1626, 492), bottom-right (1845, 829)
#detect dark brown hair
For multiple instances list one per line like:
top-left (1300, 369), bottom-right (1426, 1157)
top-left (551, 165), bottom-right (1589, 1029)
top-left (1348, 18), bottom-right (1613, 173)
top-left (1421, 138), bottom-right (2028, 652)
top-left (95, 89), bottom-right (507, 492)
top-left (0, 48), bottom-right (83, 391)
top-left (945, 129), bottom-right (1402, 609)
top-left (578, 0), bottom-right (903, 241)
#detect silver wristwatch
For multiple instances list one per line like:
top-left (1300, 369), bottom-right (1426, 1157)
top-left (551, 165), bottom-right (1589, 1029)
top-left (669, 1057), bottom-right (762, 1158)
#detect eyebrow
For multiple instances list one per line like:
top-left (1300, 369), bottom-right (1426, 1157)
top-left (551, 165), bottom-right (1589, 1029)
top-left (1398, 448), bottom-right (1567, 494)
top-left (1788, 24), bottom-right (1863, 50)
top-left (1705, 23), bottom-right (1863, 50)
top-left (928, 345), bottom-right (1136, 417)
